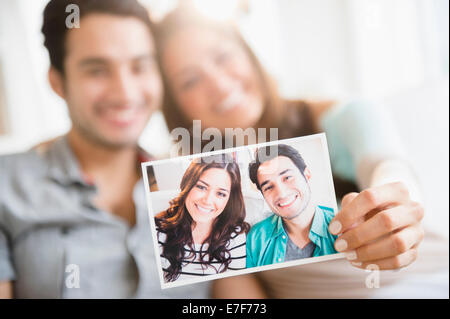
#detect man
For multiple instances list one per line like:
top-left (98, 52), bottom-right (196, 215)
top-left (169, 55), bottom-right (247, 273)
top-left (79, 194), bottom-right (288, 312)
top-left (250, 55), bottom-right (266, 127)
top-left (246, 144), bottom-right (337, 268)
top-left (0, 0), bottom-right (208, 298)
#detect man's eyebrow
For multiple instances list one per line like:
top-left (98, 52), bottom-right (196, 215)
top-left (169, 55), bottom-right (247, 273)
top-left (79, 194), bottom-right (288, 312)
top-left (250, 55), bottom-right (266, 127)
top-left (260, 169), bottom-right (292, 189)
top-left (132, 53), bottom-right (156, 62)
top-left (279, 169), bottom-right (292, 176)
top-left (78, 58), bottom-right (109, 67)
top-left (78, 53), bottom-right (155, 67)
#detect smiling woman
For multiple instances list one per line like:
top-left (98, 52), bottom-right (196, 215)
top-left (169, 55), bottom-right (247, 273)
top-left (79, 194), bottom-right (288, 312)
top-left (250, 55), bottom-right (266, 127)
top-left (155, 153), bottom-right (250, 282)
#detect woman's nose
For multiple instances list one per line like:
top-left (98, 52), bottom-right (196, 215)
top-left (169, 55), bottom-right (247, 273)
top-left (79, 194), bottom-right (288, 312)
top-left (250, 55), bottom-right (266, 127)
top-left (205, 67), bottom-right (235, 97)
top-left (201, 190), bottom-right (216, 206)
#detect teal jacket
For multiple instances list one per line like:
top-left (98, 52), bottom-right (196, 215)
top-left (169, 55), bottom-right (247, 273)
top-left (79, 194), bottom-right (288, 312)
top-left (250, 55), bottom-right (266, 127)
top-left (246, 205), bottom-right (338, 268)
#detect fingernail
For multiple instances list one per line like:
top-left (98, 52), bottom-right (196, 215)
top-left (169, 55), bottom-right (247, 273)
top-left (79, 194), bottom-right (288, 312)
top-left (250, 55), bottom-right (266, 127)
top-left (329, 221), bottom-right (342, 235)
top-left (351, 261), bottom-right (362, 267)
top-left (346, 250), bottom-right (357, 260)
top-left (335, 238), bottom-right (347, 251)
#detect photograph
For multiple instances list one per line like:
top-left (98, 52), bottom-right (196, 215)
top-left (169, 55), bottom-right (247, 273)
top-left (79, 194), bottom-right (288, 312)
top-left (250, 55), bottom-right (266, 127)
top-left (143, 133), bottom-right (344, 288)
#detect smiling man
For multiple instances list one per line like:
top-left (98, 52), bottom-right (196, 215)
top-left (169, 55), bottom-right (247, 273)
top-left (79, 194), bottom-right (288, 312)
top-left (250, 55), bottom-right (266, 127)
top-left (246, 144), bottom-right (337, 268)
top-left (0, 0), bottom-right (208, 298)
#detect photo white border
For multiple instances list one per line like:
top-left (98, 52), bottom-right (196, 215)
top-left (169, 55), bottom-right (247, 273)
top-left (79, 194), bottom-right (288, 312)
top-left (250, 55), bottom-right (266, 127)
top-left (141, 133), bottom-right (345, 289)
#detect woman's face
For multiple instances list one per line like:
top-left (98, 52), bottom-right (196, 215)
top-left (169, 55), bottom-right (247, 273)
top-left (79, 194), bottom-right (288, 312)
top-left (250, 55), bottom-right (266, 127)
top-left (162, 26), bottom-right (265, 131)
top-left (185, 167), bottom-right (232, 226)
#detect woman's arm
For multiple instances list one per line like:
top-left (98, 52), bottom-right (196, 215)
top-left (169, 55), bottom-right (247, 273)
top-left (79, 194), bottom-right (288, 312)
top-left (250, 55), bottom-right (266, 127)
top-left (211, 274), bottom-right (268, 299)
top-left (319, 101), bottom-right (425, 270)
top-left (0, 281), bottom-right (13, 299)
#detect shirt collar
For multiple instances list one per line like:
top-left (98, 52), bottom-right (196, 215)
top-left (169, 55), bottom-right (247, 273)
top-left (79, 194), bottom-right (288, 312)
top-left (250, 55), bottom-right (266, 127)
top-left (270, 206), bottom-right (329, 239)
top-left (45, 135), bottom-right (153, 187)
top-left (309, 206), bottom-right (329, 238)
top-left (46, 135), bottom-right (88, 187)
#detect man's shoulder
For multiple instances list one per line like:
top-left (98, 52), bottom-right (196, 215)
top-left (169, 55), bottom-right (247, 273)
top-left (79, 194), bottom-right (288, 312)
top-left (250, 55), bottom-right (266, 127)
top-left (1, 149), bottom-right (44, 172)
top-left (0, 149), bottom-right (49, 189)
top-left (317, 205), bottom-right (335, 221)
top-left (248, 214), bottom-right (278, 238)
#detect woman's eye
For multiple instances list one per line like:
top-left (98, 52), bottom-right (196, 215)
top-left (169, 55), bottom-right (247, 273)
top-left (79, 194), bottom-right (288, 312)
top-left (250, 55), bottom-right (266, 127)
top-left (215, 51), bottom-right (232, 65)
top-left (217, 192), bottom-right (227, 198)
top-left (181, 76), bottom-right (200, 90)
top-left (196, 184), bottom-right (206, 191)
top-left (284, 176), bottom-right (293, 181)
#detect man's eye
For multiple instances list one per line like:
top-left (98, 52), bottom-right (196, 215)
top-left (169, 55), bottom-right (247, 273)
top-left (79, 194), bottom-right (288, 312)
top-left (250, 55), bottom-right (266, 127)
top-left (133, 61), bottom-right (153, 74)
top-left (87, 68), bottom-right (108, 76)
top-left (263, 185), bottom-right (273, 192)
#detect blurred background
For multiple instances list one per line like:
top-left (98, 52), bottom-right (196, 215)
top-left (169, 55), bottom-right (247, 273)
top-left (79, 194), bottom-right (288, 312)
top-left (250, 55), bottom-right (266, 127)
top-left (0, 0), bottom-right (448, 236)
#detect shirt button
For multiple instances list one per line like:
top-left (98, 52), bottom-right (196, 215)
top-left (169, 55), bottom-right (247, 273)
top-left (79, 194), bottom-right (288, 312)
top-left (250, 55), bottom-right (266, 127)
top-left (282, 235), bottom-right (286, 239)
top-left (278, 258), bottom-right (282, 262)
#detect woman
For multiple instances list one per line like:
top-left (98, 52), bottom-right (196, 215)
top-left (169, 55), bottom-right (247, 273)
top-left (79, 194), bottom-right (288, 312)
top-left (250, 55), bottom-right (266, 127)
top-left (153, 6), bottom-right (431, 297)
top-left (155, 154), bottom-right (250, 282)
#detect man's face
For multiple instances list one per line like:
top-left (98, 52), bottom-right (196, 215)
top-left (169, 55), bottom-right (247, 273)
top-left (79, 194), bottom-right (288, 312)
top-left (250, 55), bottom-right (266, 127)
top-left (257, 156), bottom-right (311, 219)
top-left (59, 14), bottom-right (162, 148)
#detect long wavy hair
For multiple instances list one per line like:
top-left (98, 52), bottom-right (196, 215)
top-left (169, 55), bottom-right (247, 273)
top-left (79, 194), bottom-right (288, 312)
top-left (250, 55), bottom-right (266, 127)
top-left (155, 154), bottom-right (250, 282)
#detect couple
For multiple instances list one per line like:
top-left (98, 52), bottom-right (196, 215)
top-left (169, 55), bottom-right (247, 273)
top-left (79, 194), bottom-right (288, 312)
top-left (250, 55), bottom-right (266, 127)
top-left (156, 144), bottom-right (338, 283)
top-left (0, 0), bottom-right (426, 299)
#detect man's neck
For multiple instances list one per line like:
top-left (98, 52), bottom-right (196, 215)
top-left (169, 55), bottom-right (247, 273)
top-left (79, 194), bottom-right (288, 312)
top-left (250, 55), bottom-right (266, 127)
top-left (67, 129), bottom-right (140, 226)
top-left (283, 200), bottom-right (316, 248)
top-left (67, 129), bottom-right (139, 181)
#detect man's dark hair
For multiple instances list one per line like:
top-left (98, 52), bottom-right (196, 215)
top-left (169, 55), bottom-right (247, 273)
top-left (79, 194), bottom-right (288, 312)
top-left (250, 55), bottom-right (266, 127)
top-left (41, 0), bottom-right (154, 74)
top-left (249, 144), bottom-right (307, 191)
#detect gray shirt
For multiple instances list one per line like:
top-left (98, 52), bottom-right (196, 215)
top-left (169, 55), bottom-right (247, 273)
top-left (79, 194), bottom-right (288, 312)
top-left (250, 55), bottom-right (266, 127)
top-left (284, 236), bottom-right (316, 262)
top-left (0, 136), bottom-right (209, 298)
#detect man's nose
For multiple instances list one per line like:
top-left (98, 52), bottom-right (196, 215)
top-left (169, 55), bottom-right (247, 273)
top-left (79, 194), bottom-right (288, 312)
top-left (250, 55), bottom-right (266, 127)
top-left (274, 182), bottom-right (289, 199)
top-left (109, 69), bottom-right (138, 104)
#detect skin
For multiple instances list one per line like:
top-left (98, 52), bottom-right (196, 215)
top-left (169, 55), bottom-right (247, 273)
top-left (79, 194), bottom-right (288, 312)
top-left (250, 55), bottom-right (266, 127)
top-left (161, 26), bottom-right (264, 131)
top-left (0, 13), bottom-right (161, 298)
top-left (257, 156), bottom-right (315, 248)
top-left (185, 168), bottom-right (231, 244)
top-left (159, 26), bottom-right (425, 298)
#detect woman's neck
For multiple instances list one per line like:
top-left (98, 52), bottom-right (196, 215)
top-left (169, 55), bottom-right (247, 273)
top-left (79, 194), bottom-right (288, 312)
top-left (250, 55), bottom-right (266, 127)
top-left (191, 222), bottom-right (213, 245)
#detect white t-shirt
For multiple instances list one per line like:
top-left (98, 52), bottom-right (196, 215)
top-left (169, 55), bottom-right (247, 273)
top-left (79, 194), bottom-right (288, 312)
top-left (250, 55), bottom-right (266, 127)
top-left (157, 228), bottom-right (246, 283)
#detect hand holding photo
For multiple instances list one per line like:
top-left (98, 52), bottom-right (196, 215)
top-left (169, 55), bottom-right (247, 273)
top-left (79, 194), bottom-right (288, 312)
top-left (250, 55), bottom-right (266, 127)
top-left (142, 133), bottom-right (344, 289)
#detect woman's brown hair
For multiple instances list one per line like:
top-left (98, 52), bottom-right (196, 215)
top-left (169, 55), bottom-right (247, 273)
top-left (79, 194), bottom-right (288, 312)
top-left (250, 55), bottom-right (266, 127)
top-left (155, 153), bottom-right (250, 282)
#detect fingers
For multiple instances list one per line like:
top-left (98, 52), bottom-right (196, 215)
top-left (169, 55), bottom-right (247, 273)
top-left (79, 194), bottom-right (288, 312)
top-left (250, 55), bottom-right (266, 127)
top-left (343, 223), bottom-right (424, 264)
top-left (334, 202), bottom-right (424, 252)
top-left (341, 192), bottom-right (358, 208)
top-left (349, 247), bottom-right (419, 271)
top-left (329, 182), bottom-right (410, 235)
